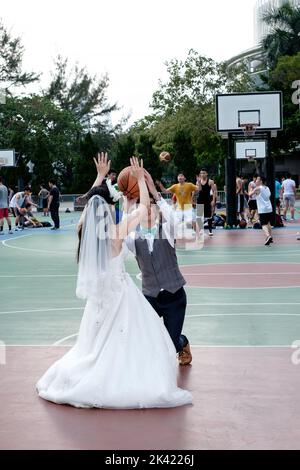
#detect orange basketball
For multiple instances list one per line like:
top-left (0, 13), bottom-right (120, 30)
top-left (117, 166), bottom-right (140, 200)
top-left (19, 208), bottom-right (27, 215)
top-left (159, 151), bottom-right (171, 162)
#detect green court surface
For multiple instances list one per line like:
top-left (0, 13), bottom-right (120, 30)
top-left (1, 211), bottom-right (300, 347)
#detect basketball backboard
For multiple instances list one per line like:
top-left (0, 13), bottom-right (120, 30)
top-left (0, 149), bottom-right (16, 167)
top-left (216, 91), bottom-right (283, 134)
top-left (235, 140), bottom-right (266, 159)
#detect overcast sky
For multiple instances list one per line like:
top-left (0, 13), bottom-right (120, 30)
top-left (1, 0), bottom-right (258, 125)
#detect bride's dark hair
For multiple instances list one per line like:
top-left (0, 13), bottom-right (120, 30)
top-left (77, 182), bottom-right (116, 262)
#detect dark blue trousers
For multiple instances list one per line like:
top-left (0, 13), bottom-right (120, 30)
top-left (145, 287), bottom-right (188, 352)
top-left (50, 205), bottom-right (60, 228)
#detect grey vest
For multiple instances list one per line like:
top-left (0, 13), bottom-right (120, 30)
top-left (134, 225), bottom-right (186, 298)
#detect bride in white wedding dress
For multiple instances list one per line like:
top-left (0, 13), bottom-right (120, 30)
top-left (36, 155), bottom-right (192, 409)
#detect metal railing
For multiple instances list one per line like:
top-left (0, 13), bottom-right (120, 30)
top-left (29, 191), bottom-right (227, 212)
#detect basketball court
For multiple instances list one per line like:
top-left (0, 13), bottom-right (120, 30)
top-left (1, 209), bottom-right (300, 450)
top-left (1, 90), bottom-right (300, 450)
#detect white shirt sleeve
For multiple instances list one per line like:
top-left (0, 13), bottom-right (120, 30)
top-left (156, 198), bottom-right (176, 248)
top-left (125, 232), bottom-right (136, 255)
top-left (156, 198), bottom-right (177, 227)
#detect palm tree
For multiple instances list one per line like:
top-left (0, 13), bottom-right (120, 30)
top-left (262, 2), bottom-right (300, 68)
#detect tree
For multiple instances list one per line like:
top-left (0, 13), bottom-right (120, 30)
top-left (110, 133), bottom-right (135, 172)
top-left (72, 133), bottom-right (99, 193)
top-left (0, 19), bottom-right (39, 92)
top-left (150, 49), bottom-right (254, 116)
top-left (46, 56), bottom-right (118, 131)
top-left (171, 130), bottom-right (197, 182)
top-left (268, 53), bottom-right (300, 154)
top-left (0, 95), bottom-right (81, 191)
top-left (111, 50), bottom-right (254, 188)
top-left (135, 133), bottom-right (162, 182)
top-left (262, 2), bottom-right (300, 68)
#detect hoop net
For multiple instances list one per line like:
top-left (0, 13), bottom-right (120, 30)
top-left (241, 123), bottom-right (257, 137)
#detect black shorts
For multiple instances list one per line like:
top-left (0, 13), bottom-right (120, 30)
top-left (237, 194), bottom-right (244, 213)
top-left (248, 199), bottom-right (257, 211)
top-left (42, 199), bottom-right (48, 209)
top-left (259, 212), bottom-right (273, 226)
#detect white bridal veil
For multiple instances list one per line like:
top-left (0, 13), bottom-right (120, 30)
top-left (76, 195), bottom-right (113, 301)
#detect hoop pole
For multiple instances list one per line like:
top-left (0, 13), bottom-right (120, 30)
top-left (226, 134), bottom-right (237, 227)
top-left (265, 132), bottom-right (276, 225)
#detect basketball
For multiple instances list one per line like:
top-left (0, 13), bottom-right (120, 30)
top-left (239, 219), bottom-right (247, 229)
top-left (19, 208), bottom-right (27, 215)
top-left (117, 166), bottom-right (140, 200)
top-left (159, 151), bottom-right (171, 162)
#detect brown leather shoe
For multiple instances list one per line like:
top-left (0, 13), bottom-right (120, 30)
top-left (178, 342), bottom-right (192, 366)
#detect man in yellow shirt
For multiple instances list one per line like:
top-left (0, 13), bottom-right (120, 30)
top-left (156, 173), bottom-right (198, 223)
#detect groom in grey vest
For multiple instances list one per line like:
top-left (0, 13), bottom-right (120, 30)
top-left (126, 174), bottom-right (192, 366)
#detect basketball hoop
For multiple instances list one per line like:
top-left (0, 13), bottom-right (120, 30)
top-left (241, 123), bottom-right (257, 137)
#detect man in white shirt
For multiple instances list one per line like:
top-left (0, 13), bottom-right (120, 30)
top-left (281, 173), bottom-right (296, 221)
top-left (248, 174), bottom-right (258, 225)
top-left (249, 175), bottom-right (273, 246)
top-left (9, 186), bottom-right (33, 230)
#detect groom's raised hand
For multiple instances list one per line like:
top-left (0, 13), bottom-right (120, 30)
top-left (144, 172), bottom-right (160, 201)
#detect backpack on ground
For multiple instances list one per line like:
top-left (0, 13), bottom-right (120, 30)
top-left (274, 214), bottom-right (284, 227)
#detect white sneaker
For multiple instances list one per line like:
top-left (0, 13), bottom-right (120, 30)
top-left (8, 230), bottom-right (13, 234)
top-left (0, 232), bottom-right (4, 236)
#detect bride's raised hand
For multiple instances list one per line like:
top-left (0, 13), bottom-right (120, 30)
top-left (130, 156), bottom-right (144, 181)
top-left (93, 152), bottom-right (111, 177)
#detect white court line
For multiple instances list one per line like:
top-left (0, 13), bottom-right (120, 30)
top-left (178, 251), bottom-right (300, 256)
top-left (136, 273), bottom-right (300, 288)
top-left (187, 284), bottom-right (300, 289)
top-left (2, 237), bottom-right (299, 257)
top-left (53, 333), bottom-right (78, 346)
top-left (179, 272), bottom-right (300, 275)
top-left (0, 274), bottom-right (77, 278)
top-left (178, 261), bottom-right (300, 267)
top-left (187, 302), bottom-right (300, 306)
top-left (4, 273), bottom-right (299, 279)
top-left (1, 234), bottom-right (31, 243)
top-left (2, 239), bottom-right (74, 255)
top-left (0, 307), bottom-right (83, 316)
top-left (2, 302), bottom-right (300, 316)
top-left (187, 313), bottom-right (300, 317)
top-left (1, 224), bottom-right (77, 255)
top-left (0, 274), bottom-right (138, 278)
top-left (4, 344), bottom-right (295, 348)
